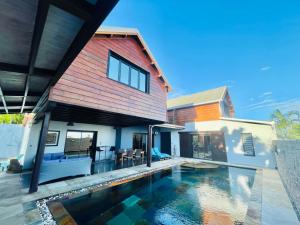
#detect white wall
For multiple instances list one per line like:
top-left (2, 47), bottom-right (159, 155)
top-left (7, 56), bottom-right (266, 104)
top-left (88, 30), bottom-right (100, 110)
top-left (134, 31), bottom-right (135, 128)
top-left (0, 124), bottom-right (24, 158)
top-left (23, 122), bottom-right (164, 169)
top-left (120, 126), bottom-right (160, 149)
top-left (120, 126), bottom-right (147, 149)
top-left (183, 120), bottom-right (276, 168)
top-left (23, 120), bottom-right (116, 169)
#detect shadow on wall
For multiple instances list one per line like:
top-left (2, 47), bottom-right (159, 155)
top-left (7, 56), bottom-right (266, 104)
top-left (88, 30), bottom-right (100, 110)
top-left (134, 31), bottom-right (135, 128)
top-left (219, 126), bottom-right (276, 168)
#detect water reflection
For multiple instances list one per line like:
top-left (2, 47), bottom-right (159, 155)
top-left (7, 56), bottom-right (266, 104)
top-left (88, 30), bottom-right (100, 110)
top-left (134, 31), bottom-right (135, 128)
top-left (51, 165), bottom-right (255, 225)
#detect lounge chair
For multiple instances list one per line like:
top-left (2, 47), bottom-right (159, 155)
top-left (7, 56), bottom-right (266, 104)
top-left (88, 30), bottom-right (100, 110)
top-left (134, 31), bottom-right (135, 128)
top-left (151, 147), bottom-right (171, 160)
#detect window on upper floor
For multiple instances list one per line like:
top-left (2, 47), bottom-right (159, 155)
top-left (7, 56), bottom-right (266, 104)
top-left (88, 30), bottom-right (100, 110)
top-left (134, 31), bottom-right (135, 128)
top-left (108, 56), bottom-right (119, 81)
top-left (107, 52), bottom-right (149, 93)
top-left (241, 133), bottom-right (255, 156)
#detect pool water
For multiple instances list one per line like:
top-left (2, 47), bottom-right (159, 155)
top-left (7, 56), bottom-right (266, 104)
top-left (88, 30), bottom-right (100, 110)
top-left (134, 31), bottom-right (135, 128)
top-left (52, 165), bottom-right (255, 225)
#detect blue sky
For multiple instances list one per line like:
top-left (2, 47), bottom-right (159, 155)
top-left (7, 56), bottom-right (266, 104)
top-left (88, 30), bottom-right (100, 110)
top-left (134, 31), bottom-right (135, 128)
top-left (103, 0), bottom-right (300, 120)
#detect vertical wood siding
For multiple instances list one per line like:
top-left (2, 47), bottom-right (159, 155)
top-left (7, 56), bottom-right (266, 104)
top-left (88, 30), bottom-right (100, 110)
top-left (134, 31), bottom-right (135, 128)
top-left (49, 36), bottom-right (167, 122)
top-left (168, 102), bottom-right (221, 125)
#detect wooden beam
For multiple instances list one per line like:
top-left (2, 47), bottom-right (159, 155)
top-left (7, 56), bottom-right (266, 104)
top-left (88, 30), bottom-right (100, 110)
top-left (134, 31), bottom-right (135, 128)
top-left (147, 125), bottom-right (153, 167)
top-left (0, 62), bottom-right (28, 74)
top-left (0, 106), bottom-right (34, 110)
top-left (4, 95), bottom-right (39, 101)
top-left (34, 101), bottom-right (56, 121)
top-left (21, 0), bottom-right (50, 113)
top-left (29, 111), bottom-right (51, 193)
top-left (50, 0), bottom-right (119, 86)
top-left (50, 0), bottom-right (94, 21)
top-left (0, 62), bottom-right (54, 78)
top-left (0, 86), bottom-right (8, 113)
top-left (32, 88), bottom-right (50, 114)
top-left (2, 91), bottom-right (43, 97)
top-left (0, 105), bottom-right (34, 110)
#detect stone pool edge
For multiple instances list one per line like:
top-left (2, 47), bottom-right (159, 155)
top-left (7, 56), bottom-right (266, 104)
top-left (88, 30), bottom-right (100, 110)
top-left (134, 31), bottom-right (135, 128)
top-left (23, 158), bottom-right (261, 225)
top-left (33, 159), bottom-right (185, 225)
top-left (244, 169), bottom-right (263, 225)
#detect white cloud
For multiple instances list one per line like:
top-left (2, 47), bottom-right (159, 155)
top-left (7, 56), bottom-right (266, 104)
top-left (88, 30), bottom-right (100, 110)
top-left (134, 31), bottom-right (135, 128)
top-left (246, 99), bottom-right (275, 109)
top-left (246, 98), bottom-right (300, 112)
top-left (260, 66), bottom-right (271, 71)
top-left (259, 92), bottom-right (272, 98)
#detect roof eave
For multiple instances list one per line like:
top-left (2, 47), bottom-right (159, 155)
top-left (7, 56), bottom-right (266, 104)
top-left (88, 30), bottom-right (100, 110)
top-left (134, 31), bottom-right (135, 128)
top-left (167, 100), bottom-right (220, 110)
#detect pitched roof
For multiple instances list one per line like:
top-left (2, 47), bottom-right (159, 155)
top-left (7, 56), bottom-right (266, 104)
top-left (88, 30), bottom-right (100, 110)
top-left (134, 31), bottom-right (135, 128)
top-left (167, 86), bottom-right (227, 109)
top-left (94, 26), bottom-right (171, 90)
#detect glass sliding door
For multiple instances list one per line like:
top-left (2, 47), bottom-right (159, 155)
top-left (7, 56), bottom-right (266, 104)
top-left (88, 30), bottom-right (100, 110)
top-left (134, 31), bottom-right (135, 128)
top-left (65, 131), bottom-right (95, 156)
top-left (132, 133), bottom-right (147, 151)
top-left (192, 134), bottom-right (212, 160)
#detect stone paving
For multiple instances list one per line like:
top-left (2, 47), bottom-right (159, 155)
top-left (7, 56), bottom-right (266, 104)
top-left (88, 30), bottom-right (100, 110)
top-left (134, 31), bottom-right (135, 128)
top-left (262, 169), bottom-right (299, 225)
top-left (0, 157), bottom-right (299, 225)
top-left (0, 173), bottom-right (25, 225)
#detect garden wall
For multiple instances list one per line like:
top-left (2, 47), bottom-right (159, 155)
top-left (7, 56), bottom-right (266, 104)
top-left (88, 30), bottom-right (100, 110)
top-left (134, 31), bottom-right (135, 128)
top-left (0, 124), bottom-right (24, 158)
top-left (274, 139), bottom-right (300, 217)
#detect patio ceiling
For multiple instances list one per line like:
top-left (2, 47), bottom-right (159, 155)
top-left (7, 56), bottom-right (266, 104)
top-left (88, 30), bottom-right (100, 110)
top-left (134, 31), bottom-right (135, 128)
top-left (0, 0), bottom-right (118, 114)
top-left (46, 102), bottom-right (164, 127)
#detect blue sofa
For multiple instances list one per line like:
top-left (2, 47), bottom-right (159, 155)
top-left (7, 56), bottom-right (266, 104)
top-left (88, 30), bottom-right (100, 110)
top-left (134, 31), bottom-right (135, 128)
top-left (38, 152), bottom-right (92, 184)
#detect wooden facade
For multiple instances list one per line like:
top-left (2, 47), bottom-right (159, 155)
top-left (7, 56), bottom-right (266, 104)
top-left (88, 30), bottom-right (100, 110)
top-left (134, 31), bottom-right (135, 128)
top-left (168, 102), bottom-right (221, 126)
top-left (49, 35), bottom-right (168, 122)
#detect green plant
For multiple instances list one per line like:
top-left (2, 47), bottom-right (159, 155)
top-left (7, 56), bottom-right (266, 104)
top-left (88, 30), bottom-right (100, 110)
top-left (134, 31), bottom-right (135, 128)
top-left (272, 110), bottom-right (300, 139)
top-left (0, 114), bottom-right (24, 124)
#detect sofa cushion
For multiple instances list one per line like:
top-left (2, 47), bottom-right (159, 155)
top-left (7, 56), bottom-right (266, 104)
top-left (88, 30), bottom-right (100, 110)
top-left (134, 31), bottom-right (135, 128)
top-left (43, 153), bottom-right (52, 161)
top-left (52, 153), bottom-right (64, 160)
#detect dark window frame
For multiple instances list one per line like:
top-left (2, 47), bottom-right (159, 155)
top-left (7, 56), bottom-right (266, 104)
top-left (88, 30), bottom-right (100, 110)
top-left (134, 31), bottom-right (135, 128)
top-left (132, 132), bottom-right (148, 151)
top-left (107, 50), bottom-right (150, 93)
top-left (64, 130), bottom-right (97, 155)
top-left (241, 133), bottom-right (256, 156)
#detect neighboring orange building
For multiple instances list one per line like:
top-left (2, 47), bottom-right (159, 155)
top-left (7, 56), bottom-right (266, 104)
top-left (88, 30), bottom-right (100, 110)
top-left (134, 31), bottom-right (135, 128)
top-left (167, 86), bottom-right (276, 168)
top-left (167, 86), bottom-right (234, 126)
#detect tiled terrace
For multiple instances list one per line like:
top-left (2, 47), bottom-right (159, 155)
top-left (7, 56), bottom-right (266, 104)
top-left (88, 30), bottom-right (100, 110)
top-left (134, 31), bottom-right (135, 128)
top-left (0, 158), bottom-right (299, 225)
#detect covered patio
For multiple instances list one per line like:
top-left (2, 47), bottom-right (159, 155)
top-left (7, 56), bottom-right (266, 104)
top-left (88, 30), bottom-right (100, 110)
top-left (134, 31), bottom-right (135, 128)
top-left (0, 0), bottom-right (119, 193)
top-left (23, 100), bottom-right (184, 189)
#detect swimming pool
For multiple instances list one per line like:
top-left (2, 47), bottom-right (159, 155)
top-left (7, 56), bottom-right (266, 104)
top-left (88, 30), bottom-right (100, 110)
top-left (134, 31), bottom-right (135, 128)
top-left (48, 164), bottom-right (256, 225)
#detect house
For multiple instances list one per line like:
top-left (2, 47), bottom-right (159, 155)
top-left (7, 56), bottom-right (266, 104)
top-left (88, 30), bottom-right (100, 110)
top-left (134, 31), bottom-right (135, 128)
top-left (167, 86), bottom-right (277, 168)
top-left (23, 27), bottom-right (182, 191)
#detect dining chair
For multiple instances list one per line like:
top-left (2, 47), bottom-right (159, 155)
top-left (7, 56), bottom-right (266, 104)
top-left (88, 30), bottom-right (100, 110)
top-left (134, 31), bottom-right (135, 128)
top-left (133, 149), bottom-right (143, 163)
top-left (123, 150), bottom-right (134, 165)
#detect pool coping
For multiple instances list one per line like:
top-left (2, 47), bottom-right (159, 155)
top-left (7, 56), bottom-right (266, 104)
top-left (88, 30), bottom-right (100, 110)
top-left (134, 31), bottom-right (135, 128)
top-left (27, 158), bottom-right (260, 225)
top-left (244, 169), bottom-right (263, 225)
top-left (26, 158), bottom-right (185, 225)
top-left (36, 165), bottom-right (177, 225)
